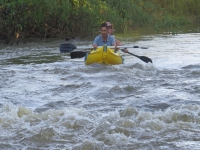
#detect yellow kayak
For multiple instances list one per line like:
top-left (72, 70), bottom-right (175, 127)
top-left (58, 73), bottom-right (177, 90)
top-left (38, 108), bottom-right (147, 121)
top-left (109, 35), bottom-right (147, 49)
top-left (84, 45), bottom-right (124, 65)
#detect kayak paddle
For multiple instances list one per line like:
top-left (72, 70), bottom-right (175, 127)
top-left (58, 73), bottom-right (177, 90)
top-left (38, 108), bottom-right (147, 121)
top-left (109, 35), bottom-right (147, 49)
top-left (70, 51), bottom-right (89, 59)
top-left (60, 43), bottom-right (77, 53)
top-left (59, 43), bottom-right (151, 62)
top-left (59, 43), bottom-right (148, 53)
top-left (70, 49), bottom-right (153, 63)
top-left (121, 49), bottom-right (152, 63)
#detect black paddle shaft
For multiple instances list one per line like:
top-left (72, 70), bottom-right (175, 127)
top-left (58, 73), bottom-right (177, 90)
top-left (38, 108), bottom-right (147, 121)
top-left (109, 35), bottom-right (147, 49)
top-left (63, 43), bottom-right (152, 63)
top-left (59, 43), bottom-right (77, 53)
top-left (121, 50), bottom-right (153, 63)
top-left (127, 52), bottom-right (153, 63)
top-left (59, 43), bottom-right (148, 54)
top-left (70, 51), bottom-right (88, 59)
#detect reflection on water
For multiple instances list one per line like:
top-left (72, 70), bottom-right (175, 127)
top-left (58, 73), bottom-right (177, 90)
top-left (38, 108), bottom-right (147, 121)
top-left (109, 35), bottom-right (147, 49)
top-left (115, 24), bottom-right (200, 42)
top-left (0, 25), bottom-right (200, 149)
top-left (1, 54), bottom-right (64, 65)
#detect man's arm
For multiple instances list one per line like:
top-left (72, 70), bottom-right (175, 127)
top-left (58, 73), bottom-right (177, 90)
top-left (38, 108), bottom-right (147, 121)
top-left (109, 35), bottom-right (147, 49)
top-left (92, 44), bottom-right (98, 49)
top-left (111, 36), bottom-right (116, 46)
top-left (111, 37), bottom-right (118, 51)
top-left (115, 39), bottom-right (122, 46)
top-left (93, 36), bottom-right (98, 49)
top-left (114, 38), bottom-right (128, 52)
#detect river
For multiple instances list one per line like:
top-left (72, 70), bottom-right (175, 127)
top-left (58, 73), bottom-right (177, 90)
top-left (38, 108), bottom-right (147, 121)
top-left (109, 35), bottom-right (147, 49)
top-left (0, 26), bottom-right (200, 149)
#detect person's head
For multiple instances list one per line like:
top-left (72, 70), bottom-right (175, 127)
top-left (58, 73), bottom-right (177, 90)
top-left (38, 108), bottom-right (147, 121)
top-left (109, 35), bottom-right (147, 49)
top-left (106, 22), bottom-right (113, 35)
top-left (100, 22), bottom-right (108, 37)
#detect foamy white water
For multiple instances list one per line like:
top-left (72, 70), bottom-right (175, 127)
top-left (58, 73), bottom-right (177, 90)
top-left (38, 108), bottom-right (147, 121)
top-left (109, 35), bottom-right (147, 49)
top-left (0, 32), bottom-right (200, 149)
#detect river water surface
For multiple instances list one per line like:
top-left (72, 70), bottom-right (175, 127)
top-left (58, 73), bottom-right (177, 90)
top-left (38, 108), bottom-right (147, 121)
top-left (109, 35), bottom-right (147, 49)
top-left (0, 26), bottom-right (200, 150)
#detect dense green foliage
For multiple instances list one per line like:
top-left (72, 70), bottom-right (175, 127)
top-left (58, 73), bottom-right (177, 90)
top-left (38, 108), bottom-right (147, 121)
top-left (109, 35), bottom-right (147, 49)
top-left (148, 0), bottom-right (200, 23)
top-left (0, 0), bottom-right (199, 44)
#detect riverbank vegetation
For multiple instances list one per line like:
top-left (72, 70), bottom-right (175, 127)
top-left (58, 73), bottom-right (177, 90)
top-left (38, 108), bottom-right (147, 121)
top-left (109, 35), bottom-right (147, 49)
top-left (0, 0), bottom-right (199, 44)
top-left (148, 0), bottom-right (200, 23)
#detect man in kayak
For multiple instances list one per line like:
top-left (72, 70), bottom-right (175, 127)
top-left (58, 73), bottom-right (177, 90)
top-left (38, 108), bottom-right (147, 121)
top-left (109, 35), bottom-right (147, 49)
top-left (106, 22), bottom-right (122, 46)
top-left (93, 22), bottom-right (128, 52)
top-left (92, 22), bottom-right (116, 49)
top-left (106, 22), bottom-right (129, 52)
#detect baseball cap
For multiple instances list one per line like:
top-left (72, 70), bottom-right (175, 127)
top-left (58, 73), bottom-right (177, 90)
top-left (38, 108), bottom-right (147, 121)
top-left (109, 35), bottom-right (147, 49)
top-left (106, 22), bottom-right (112, 27)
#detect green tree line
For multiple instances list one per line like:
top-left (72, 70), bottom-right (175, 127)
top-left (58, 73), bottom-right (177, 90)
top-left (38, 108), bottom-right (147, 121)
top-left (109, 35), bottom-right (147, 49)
top-left (148, 0), bottom-right (200, 23)
top-left (0, 0), bottom-right (199, 44)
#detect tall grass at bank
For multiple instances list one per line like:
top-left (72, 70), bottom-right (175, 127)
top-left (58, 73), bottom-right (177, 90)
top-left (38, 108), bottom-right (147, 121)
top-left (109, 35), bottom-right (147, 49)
top-left (0, 0), bottom-right (199, 44)
top-left (149, 0), bottom-right (200, 23)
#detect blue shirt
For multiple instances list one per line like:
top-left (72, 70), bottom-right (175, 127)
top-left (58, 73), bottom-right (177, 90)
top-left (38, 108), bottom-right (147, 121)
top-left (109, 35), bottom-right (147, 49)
top-left (93, 35), bottom-right (116, 46)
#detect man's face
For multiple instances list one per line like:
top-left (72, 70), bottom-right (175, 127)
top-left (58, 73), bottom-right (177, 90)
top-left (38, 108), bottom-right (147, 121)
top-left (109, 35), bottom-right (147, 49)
top-left (101, 27), bottom-right (108, 37)
top-left (107, 26), bottom-right (112, 35)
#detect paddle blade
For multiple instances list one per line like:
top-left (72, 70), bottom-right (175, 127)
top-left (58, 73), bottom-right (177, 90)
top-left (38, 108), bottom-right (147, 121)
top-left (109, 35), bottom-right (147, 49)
top-left (139, 56), bottom-right (153, 63)
top-left (70, 51), bottom-right (88, 59)
top-left (124, 51), bottom-right (153, 63)
top-left (59, 43), bottom-right (76, 53)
